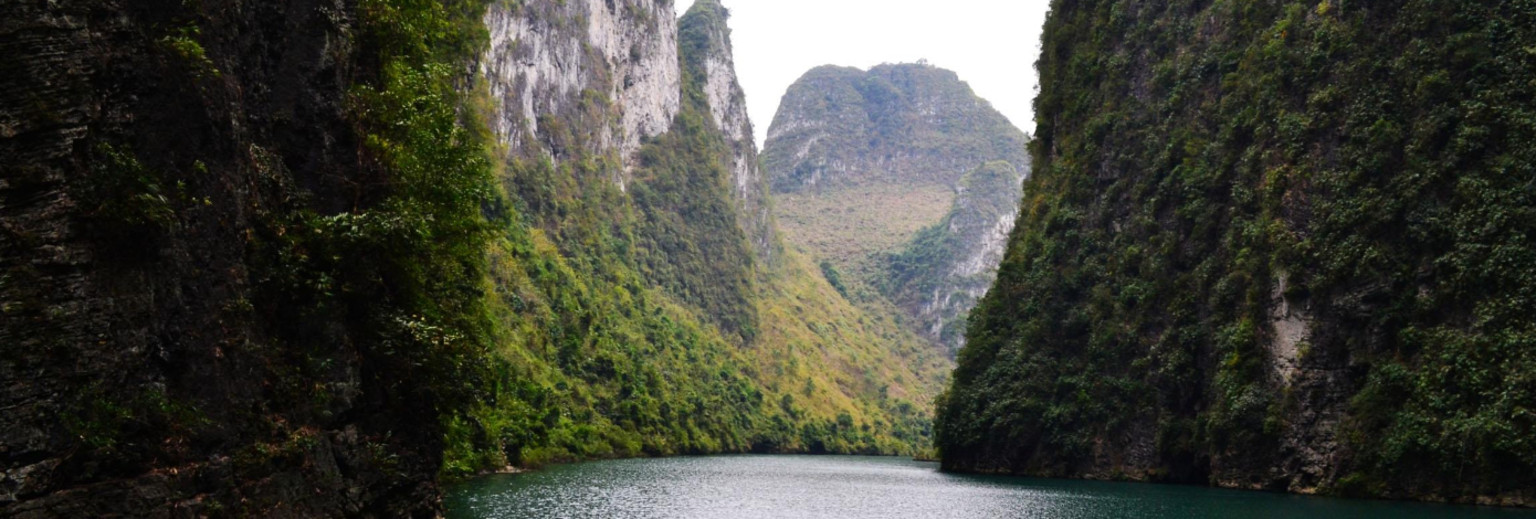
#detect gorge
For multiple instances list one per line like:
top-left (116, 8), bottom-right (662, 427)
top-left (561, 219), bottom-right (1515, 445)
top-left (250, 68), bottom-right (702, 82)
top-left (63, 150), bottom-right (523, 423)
top-left (4, 0), bottom-right (1536, 516)
top-left (2, 0), bottom-right (951, 515)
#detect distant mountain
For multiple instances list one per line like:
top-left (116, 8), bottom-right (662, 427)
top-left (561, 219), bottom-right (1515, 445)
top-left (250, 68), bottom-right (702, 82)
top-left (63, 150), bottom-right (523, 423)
top-left (763, 64), bottom-right (1028, 194)
top-left (763, 63), bottom-right (1028, 353)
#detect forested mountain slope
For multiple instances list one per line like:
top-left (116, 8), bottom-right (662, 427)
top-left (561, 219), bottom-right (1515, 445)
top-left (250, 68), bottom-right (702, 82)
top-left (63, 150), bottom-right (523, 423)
top-left (451, 0), bottom-right (949, 474)
top-left (1, 0), bottom-right (947, 516)
top-left (762, 64), bottom-right (1029, 353)
top-left (938, 0), bottom-right (1536, 506)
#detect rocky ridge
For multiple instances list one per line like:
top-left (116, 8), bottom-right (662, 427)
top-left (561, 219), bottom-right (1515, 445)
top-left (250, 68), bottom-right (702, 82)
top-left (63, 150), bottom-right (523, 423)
top-left (680, 0), bottom-right (776, 264)
top-left (885, 161), bottom-right (1022, 351)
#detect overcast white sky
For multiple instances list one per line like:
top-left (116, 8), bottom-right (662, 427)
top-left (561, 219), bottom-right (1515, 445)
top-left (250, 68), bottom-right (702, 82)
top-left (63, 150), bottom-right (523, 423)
top-left (676, 0), bottom-right (1052, 147)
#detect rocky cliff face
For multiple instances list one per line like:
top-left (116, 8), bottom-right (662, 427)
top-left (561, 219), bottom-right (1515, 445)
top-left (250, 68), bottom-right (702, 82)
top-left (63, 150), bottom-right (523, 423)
top-left (480, 0), bottom-right (760, 339)
top-left (2, 0), bottom-right (496, 516)
top-left (2, 0), bottom-right (954, 515)
top-left (481, 0), bottom-right (773, 265)
top-left (481, 0), bottom-right (679, 187)
top-left (762, 63), bottom-right (1027, 353)
top-left (938, 0), bottom-right (1536, 507)
top-left (679, 0), bottom-right (776, 265)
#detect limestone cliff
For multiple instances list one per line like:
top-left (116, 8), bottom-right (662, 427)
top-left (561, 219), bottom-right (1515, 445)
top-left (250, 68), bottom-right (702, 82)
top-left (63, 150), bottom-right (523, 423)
top-left (448, 0), bottom-right (950, 472)
top-left (479, 0), bottom-right (773, 264)
top-left (2, 0), bottom-right (496, 516)
top-left (679, 0), bottom-right (776, 265)
top-left (885, 161), bottom-right (1022, 351)
top-left (481, 0), bottom-right (680, 187)
top-left (1, 1), bottom-right (953, 516)
top-left (938, 0), bottom-right (1536, 507)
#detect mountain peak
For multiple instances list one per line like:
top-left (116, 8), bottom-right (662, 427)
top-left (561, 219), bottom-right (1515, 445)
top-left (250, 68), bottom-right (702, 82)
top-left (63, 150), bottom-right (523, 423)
top-left (763, 62), bottom-right (1027, 193)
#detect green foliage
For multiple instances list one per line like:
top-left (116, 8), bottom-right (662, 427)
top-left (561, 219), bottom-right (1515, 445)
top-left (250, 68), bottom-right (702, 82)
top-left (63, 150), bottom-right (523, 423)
top-left (437, 0), bottom-right (950, 476)
top-left (762, 64), bottom-right (1029, 193)
top-left (63, 386), bottom-right (207, 457)
top-left (238, 0), bottom-right (503, 479)
top-left (881, 161), bottom-right (1020, 349)
top-left (629, 101), bottom-right (758, 341)
top-left (160, 26), bottom-right (220, 78)
top-left (819, 260), bottom-right (848, 298)
top-left (77, 143), bottom-right (177, 244)
top-left (883, 216), bottom-right (952, 298)
top-left (938, 0), bottom-right (1536, 499)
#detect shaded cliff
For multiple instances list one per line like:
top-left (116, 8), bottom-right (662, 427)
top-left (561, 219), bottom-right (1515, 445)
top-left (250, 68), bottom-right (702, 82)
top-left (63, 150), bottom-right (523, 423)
top-left (2, 0), bottom-right (499, 516)
top-left (938, 0), bottom-right (1536, 506)
top-left (763, 63), bottom-right (1028, 353)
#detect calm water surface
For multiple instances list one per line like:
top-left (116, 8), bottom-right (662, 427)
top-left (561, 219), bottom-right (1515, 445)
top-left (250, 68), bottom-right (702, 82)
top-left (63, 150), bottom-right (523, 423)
top-left (446, 455), bottom-right (1536, 519)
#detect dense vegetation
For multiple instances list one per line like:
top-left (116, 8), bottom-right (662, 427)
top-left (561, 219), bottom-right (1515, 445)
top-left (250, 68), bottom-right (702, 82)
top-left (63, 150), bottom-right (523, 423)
top-left (938, 0), bottom-right (1536, 504)
top-left (4, 0), bottom-right (951, 514)
top-left (437, 0), bottom-right (949, 475)
top-left (4, 0), bottom-right (506, 514)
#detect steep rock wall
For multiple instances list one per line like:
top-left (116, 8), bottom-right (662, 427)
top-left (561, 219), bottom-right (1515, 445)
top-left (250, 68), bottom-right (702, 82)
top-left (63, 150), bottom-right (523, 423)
top-left (1, 0), bottom-right (497, 516)
top-left (678, 0), bottom-right (776, 266)
top-left (443, 0), bottom-right (952, 470)
top-left (938, 0), bottom-right (1536, 506)
top-left (885, 162), bottom-right (1023, 352)
top-left (481, 0), bottom-right (680, 187)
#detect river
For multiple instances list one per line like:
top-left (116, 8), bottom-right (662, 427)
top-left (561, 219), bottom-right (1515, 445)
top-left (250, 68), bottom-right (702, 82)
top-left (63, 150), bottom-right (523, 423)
top-left (446, 455), bottom-right (1535, 518)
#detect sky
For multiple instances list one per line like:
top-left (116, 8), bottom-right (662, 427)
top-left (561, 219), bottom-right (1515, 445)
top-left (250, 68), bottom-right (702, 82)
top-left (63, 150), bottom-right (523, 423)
top-left (675, 0), bottom-right (1053, 147)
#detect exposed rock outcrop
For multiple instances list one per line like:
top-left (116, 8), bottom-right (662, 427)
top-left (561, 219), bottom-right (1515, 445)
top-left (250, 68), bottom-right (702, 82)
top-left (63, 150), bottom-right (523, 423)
top-left (481, 0), bottom-right (681, 187)
top-left (886, 161), bottom-right (1023, 352)
top-left (679, 0), bottom-right (776, 265)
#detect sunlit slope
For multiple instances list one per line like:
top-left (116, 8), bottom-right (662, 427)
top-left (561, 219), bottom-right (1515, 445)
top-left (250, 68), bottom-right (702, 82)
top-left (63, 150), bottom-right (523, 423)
top-left (773, 182), bottom-right (955, 299)
top-left (442, 0), bottom-right (952, 474)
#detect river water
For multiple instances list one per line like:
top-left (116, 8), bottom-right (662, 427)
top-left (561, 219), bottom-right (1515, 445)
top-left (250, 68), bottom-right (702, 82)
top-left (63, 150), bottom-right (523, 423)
top-left (446, 455), bottom-right (1535, 519)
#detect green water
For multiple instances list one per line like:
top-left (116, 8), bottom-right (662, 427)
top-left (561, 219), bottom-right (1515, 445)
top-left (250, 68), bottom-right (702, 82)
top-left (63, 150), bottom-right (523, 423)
top-left (446, 455), bottom-right (1534, 519)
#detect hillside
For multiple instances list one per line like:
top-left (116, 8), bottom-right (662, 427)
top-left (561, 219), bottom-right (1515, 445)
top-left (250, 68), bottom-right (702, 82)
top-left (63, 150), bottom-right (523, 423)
top-left (0, 0), bottom-right (948, 515)
top-left (938, 0), bottom-right (1536, 506)
top-left (451, 0), bottom-right (950, 473)
top-left (762, 63), bottom-right (1029, 353)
